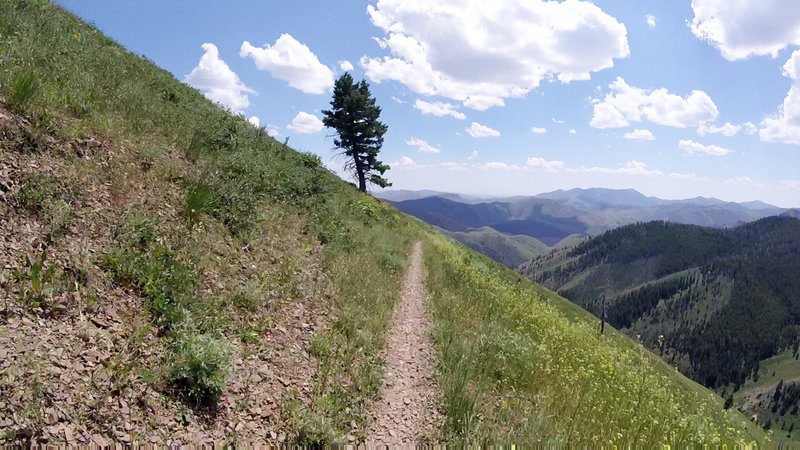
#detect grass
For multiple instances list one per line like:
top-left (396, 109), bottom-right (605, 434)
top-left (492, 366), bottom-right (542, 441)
top-left (423, 233), bottom-right (767, 445)
top-left (0, 0), bottom-right (772, 444)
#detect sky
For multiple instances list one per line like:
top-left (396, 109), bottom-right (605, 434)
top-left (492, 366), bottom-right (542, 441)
top-left (56, 0), bottom-right (800, 207)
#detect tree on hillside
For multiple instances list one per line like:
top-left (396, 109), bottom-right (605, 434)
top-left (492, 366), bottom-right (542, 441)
top-left (322, 73), bottom-right (390, 192)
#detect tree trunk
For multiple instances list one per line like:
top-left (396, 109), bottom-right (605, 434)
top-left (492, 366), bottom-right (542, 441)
top-left (354, 154), bottom-right (367, 191)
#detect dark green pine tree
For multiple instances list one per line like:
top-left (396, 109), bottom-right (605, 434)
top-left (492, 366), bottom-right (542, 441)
top-left (322, 73), bottom-right (390, 192)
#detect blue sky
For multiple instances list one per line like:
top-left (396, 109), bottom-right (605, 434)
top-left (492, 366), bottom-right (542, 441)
top-left (57, 0), bottom-right (800, 207)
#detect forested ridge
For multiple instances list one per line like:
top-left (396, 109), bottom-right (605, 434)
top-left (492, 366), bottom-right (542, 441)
top-left (523, 217), bottom-right (800, 390)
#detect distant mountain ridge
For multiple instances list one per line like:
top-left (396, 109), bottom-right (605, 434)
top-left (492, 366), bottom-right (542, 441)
top-left (382, 188), bottom-right (787, 264)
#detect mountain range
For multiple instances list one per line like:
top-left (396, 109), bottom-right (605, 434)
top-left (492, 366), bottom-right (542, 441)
top-left (380, 188), bottom-right (787, 266)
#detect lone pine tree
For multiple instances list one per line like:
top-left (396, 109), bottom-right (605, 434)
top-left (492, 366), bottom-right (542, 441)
top-left (322, 73), bottom-right (390, 192)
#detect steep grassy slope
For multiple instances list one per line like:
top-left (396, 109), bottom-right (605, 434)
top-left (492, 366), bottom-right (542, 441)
top-left (441, 226), bottom-right (550, 268)
top-left (0, 0), bottom-right (419, 443)
top-left (425, 234), bottom-right (766, 445)
top-left (0, 0), bottom-right (768, 445)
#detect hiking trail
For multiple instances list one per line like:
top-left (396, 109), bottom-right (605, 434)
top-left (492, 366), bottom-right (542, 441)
top-left (365, 241), bottom-right (441, 444)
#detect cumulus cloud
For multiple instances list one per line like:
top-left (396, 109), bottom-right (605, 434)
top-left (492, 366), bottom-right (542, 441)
top-left (248, 116), bottom-right (260, 127)
top-left (360, 0), bottom-right (629, 110)
top-left (339, 60), bottom-right (354, 71)
top-left (393, 156), bottom-right (418, 167)
top-left (697, 122), bottom-right (741, 136)
top-left (569, 129), bottom-right (577, 135)
top-left (240, 34), bottom-right (334, 94)
top-left (590, 77), bottom-right (718, 129)
top-left (467, 150), bottom-right (479, 160)
top-left (287, 111), bottom-right (324, 134)
top-left (646, 14), bottom-right (656, 28)
top-left (266, 125), bottom-right (281, 137)
top-left (391, 96), bottom-right (407, 104)
top-left (406, 137), bottom-right (441, 153)
top-left (624, 129), bottom-right (655, 140)
top-left (678, 139), bottom-right (733, 156)
top-left (690, 0), bottom-right (800, 60)
top-left (760, 50), bottom-right (800, 145)
top-left (743, 122), bottom-right (758, 135)
top-left (526, 156), bottom-right (566, 172)
top-left (413, 99), bottom-right (466, 119)
top-left (530, 126), bottom-right (547, 134)
top-left (185, 43), bottom-right (254, 113)
top-left (552, 118), bottom-right (565, 124)
top-left (466, 122), bottom-right (500, 138)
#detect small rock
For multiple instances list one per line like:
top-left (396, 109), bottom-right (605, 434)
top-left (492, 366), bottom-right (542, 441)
top-left (389, 430), bottom-right (397, 437)
top-left (269, 430), bottom-right (277, 440)
top-left (403, 398), bottom-right (411, 405)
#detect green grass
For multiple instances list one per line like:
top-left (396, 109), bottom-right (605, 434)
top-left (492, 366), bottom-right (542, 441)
top-left (0, 0), bottom-right (772, 444)
top-left (424, 233), bottom-right (767, 445)
top-left (443, 226), bottom-right (550, 268)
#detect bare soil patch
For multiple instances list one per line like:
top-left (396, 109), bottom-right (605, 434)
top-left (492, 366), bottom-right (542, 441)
top-left (366, 241), bottom-right (441, 445)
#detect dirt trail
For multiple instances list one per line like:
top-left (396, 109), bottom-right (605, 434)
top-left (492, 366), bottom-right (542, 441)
top-left (366, 241), bottom-right (441, 445)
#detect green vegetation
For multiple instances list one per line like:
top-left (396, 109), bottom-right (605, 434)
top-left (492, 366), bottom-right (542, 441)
top-left (524, 218), bottom-right (800, 436)
top-left (424, 234), bottom-right (765, 445)
top-left (442, 226), bottom-right (550, 268)
top-left (0, 0), bottom-right (771, 445)
top-left (12, 250), bottom-right (58, 308)
top-left (322, 72), bottom-right (390, 192)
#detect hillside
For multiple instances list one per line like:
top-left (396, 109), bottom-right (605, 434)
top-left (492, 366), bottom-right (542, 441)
top-left (441, 227), bottom-right (550, 268)
top-left (521, 218), bottom-right (800, 437)
top-left (0, 0), bottom-right (767, 445)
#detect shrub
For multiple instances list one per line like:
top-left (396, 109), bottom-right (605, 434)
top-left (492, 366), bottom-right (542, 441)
top-left (169, 330), bottom-right (232, 406)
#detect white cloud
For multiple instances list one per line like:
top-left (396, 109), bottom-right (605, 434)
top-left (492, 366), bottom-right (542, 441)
top-left (361, 0), bottom-right (629, 110)
top-left (467, 150), bottom-right (478, 161)
top-left (743, 122), bottom-right (758, 135)
top-left (406, 137), bottom-right (441, 153)
top-left (393, 156), bottom-right (418, 167)
top-left (590, 77), bottom-right (718, 129)
top-left (724, 176), bottom-right (768, 188)
top-left (287, 111), bottom-right (324, 134)
top-left (552, 117), bottom-right (565, 124)
top-left (391, 96), bottom-right (407, 104)
top-left (690, 0), bottom-right (800, 60)
top-left (697, 122), bottom-right (741, 136)
top-left (248, 116), bottom-right (260, 127)
top-left (678, 139), bottom-right (733, 156)
top-left (439, 161), bottom-right (468, 170)
top-left (413, 99), bottom-right (466, 119)
top-left (466, 122), bottom-right (500, 138)
top-left (760, 50), bottom-right (800, 145)
top-left (669, 172), bottom-right (702, 180)
top-left (569, 129), bottom-right (577, 135)
top-left (526, 156), bottom-right (566, 172)
top-left (571, 160), bottom-right (663, 177)
top-left (646, 14), bottom-right (656, 28)
top-left (339, 60), bottom-right (354, 71)
top-left (184, 43), bottom-right (254, 113)
top-left (483, 162), bottom-right (516, 170)
top-left (623, 129), bottom-right (655, 140)
top-left (530, 126), bottom-right (547, 134)
top-left (240, 34), bottom-right (334, 94)
top-left (266, 125), bottom-right (281, 137)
